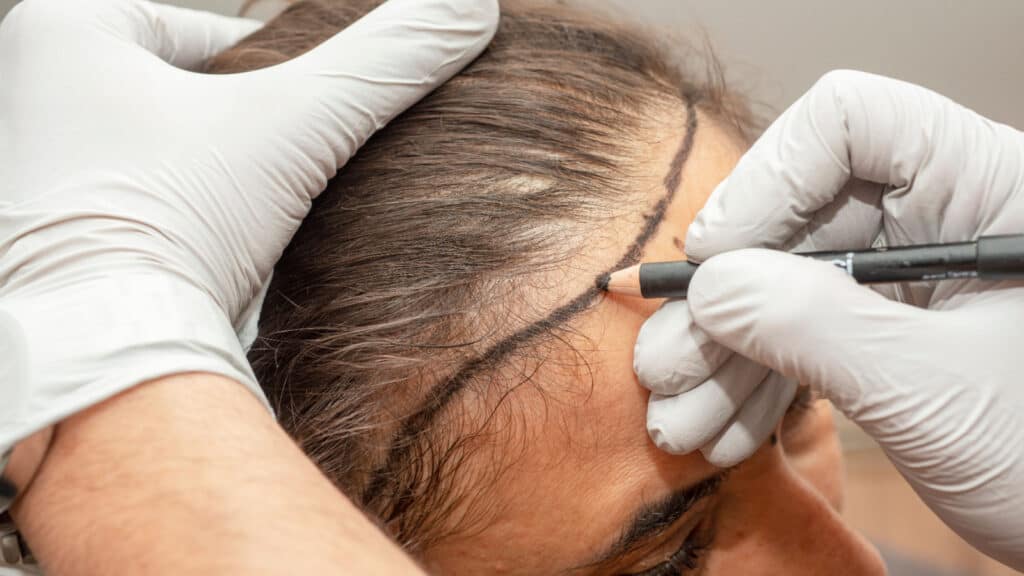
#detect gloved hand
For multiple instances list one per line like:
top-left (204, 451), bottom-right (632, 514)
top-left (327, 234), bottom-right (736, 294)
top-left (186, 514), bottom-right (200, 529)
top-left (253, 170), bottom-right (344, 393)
top-left (0, 0), bottom-right (497, 451)
top-left (635, 70), bottom-right (1024, 569)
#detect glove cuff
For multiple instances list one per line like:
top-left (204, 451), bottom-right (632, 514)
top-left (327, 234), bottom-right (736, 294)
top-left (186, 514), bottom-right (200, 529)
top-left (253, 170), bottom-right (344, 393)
top-left (0, 273), bottom-right (270, 449)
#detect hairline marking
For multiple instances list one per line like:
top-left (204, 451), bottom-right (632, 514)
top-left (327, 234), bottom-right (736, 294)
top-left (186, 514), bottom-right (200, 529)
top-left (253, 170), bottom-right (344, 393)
top-left (365, 100), bottom-right (699, 507)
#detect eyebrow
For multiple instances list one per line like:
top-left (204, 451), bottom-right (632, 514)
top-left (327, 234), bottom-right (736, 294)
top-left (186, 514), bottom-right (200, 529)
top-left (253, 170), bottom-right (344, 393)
top-left (584, 473), bottom-right (725, 570)
top-left (363, 99), bottom-right (699, 508)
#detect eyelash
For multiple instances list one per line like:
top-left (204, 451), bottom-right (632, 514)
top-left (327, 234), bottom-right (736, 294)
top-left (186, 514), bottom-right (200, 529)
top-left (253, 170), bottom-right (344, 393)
top-left (631, 393), bottom-right (809, 576)
top-left (623, 396), bottom-right (813, 576)
top-left (779, 385), bottom-right (817, 438)
top-left (623, 520), bottom-right (713, 576)
top-left (788, 385), bottom-right (816, 414)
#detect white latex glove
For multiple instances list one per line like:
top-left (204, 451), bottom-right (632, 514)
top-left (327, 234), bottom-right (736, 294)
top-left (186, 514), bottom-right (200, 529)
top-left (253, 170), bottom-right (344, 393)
top-left (0, 0), bottom-right (497, 450)
top-left (635, 69), bottom-right (1024, 569)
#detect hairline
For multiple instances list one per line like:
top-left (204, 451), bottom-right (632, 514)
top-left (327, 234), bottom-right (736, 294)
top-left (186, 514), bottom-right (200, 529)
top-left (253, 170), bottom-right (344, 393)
top-left (363, 98), bottom-right (700, 507)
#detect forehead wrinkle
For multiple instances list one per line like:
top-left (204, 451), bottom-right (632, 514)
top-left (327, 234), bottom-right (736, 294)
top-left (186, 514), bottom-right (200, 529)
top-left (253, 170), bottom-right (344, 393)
top-left (363, 99), bottom-right (699, 508)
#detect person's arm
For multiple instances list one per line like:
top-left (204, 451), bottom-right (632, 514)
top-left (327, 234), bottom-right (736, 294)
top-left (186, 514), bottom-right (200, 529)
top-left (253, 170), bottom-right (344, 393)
top-left (0, 0), bottom-right (497, 572)
top-left (10, 373), bottom-right (421, 575)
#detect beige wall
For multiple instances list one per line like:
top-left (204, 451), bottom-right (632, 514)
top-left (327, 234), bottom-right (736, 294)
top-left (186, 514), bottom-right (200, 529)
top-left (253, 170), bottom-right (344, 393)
top-left (2, 0), bottom-right (1022, 127)
top-left (601, 0), bottom-right (1024, 128)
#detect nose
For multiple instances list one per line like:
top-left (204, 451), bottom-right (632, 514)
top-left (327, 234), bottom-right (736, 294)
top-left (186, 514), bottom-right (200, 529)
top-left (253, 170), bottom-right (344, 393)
top-left (705, 444), bottom-right (888, 575)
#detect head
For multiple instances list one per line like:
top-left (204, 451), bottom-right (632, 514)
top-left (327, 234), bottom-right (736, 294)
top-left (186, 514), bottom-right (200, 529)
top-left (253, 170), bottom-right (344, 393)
top-left (207, 1), bottom-right (886, 573)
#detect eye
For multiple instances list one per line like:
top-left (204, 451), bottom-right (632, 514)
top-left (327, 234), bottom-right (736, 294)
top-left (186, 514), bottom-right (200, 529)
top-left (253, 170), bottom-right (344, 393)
top-left (779, 385), bottom-right (821, 452)
top-left (781, 385), bottom-right (816, 434)
top-left (620, 518), bottom-right (714, 576)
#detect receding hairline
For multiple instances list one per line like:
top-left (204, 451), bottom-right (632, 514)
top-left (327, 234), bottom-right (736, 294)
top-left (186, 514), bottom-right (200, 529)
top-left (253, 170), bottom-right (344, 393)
top-left (221, 0), bottom-right (762, 550)
top-left (364, 98), bottom-right (700, 507)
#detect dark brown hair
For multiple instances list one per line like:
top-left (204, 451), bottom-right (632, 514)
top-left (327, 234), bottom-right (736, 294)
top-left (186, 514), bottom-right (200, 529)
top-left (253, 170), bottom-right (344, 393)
top-left (206, 0), bottom-right (756, 553)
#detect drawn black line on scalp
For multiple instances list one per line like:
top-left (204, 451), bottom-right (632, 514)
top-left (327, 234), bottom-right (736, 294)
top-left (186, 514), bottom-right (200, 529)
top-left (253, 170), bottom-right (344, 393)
top-left (364, 100), bottom-right (699, 506)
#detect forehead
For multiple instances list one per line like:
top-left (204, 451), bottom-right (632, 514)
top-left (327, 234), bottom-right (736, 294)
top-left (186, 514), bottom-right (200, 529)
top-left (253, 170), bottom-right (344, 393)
top-left (425, 113), bottom-right (745, 573)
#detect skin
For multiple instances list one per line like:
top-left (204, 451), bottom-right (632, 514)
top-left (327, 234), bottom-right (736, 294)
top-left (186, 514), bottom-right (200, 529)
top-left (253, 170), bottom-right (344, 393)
top-left (421, 108), bottom-right (888, 575)
top-left (4, 108), bottom-right (879, 576)
top-left (9, 374), bottom-right (426, 575)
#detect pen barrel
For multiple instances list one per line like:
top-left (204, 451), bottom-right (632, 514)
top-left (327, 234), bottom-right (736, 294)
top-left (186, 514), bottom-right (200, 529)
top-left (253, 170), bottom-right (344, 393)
top-left (633, 234), bottom-right (1024, 299)
top-left (805, 242), bottom-right (978, 283)
top-left (977, 234), bottom-right (1024, 279)
top-left (639, 261), bottom-right (699, 298)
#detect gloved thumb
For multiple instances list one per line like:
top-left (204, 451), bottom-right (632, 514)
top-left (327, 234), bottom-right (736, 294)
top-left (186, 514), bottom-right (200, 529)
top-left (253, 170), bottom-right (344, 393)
top-left (131, 1), bottom-right (264, 70)
top-left (4, 0), bottom-right (263, 71)
top-left (232, 0), bottom-right (499, 181)
top-left (686, 248), bottom-right (930, 420)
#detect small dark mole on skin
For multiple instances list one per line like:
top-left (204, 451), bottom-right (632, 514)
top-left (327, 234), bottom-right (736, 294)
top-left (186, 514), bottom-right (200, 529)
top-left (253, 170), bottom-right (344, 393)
top-left (672, 236), bottom-right (685, 253)
top-left (596, 273), bottom-right (611, 291)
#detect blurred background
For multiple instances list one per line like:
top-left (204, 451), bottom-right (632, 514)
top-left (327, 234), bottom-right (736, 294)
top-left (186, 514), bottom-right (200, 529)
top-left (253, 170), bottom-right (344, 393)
top-left (3, 0), bottom-right (1021, 128)
top-left (1, 1), bottom-right (1021, 574)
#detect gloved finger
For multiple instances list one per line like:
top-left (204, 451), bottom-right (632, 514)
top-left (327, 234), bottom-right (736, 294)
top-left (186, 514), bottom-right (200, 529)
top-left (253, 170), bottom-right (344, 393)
top-left (239, 0), bottom-right (499, 176)
top-left (131, 1), bottom-right (264, 70)
top-left (685, 69), bottom-right (1013, 261)
top-left (647, 354), bottom-right (769, 454)
top-left (686, 248), bottom-right (927, 418)
top-left (700, 371), bottom-right (798, 468)
top-left (777, 177), bottom-right (884, 254)
top-left (3, 0), bottom-right (262, 71)
top-left (634, 300), bottom-right (733, 395)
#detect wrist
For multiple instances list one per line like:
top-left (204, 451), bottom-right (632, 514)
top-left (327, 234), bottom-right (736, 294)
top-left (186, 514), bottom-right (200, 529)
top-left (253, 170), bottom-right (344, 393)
top-left (0, 273), bottom-right (271, 449)
top-left (0, 426), bottom-right (50, 566)
top-left (10, 373), bottom-right (423, 575)
top-left (2, 427), bottom-right (52, 506)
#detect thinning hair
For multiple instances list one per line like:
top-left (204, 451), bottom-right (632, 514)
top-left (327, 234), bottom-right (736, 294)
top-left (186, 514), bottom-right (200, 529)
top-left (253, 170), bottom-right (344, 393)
top-left (206, 0), bottom-right (757, 552)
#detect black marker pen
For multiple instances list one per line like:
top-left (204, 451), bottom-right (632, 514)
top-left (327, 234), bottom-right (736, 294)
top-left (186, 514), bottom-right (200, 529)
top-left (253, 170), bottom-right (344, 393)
top-left (602, 234), bottom-right (1024, 299)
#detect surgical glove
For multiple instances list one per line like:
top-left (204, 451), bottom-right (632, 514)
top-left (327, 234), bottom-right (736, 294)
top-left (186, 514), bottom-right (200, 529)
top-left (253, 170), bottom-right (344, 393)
top-left (636, 69), bottom-right (1024, 569)
top-left (0, 0), bottom-right (497, 451)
